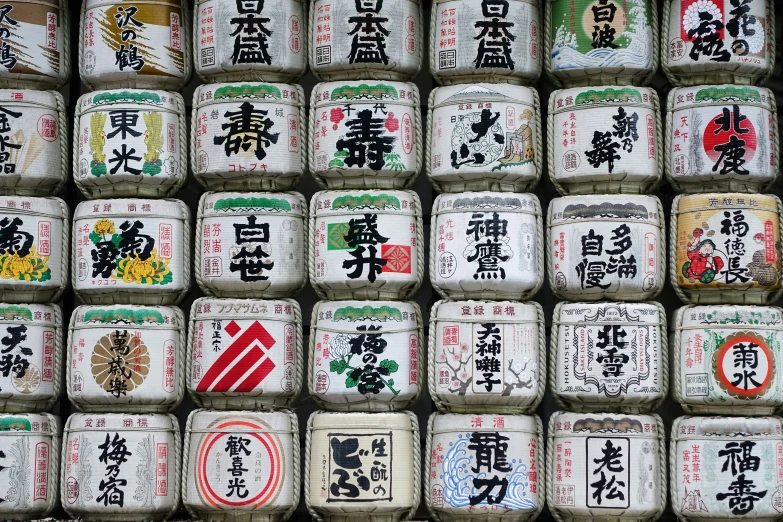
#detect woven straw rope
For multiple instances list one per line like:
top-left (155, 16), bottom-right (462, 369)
top-left (662, 0), bottom-right (777, 87)
top-left (73, 91), bottom-right (187, 198)
top-left (181, 409), bottom-right (300, 521)
top-left (191, 84), bottom-right (306, 191)
top-left (79, 0), bottom-right (192, 90)
top-left (186, 298), bottom-right (303, 410)
top-left (308, 190), bottom-right (424, 300)
top-left (425, 86), bottom-right (543, 193)
top-left (65, 305), bottom-right (186, 413)
top-left (547, 88), bottom-right (663, 195)
top-left (548, 301), bottom-right (668, 413)
top-left (308, 300), bottom-right (424, 412)
top-left (669, 194), bottom-right (783, 304)
top-left (424, 412), bottom-right (544, 521)
top-left (308, 0), bottom-right (423, 81)
top-left (61, 413), bottom-right (181, 520)
top-left (308, 84), bottom-right (422, 190)
top-left (428, 0), bottom-right (541, 86)
top-left (664, 87), bottom-right (780, 193)
top-left (429, 193), bottom-right (544, 300)
top-left (544, 0), bottom-right (658, 88)
top-left (194, 192), bottom-right (308, 297)
top-left (71, 199), bottom-right (190, 305)
top-left (305, 411), bottom-right (421, 522)
top-left (546, 412), bottom-right (666, 522)
top-left (427, 299), bottom-right (546, 414)
top-left (546, 195), bottom-right (666, 302)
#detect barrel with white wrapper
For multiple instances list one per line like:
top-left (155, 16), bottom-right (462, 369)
top-left (193, 83), bottom-right (306, 191)
top-left (427, 84), bottom-right (542, 193)
top-left (309, 300), bottom-right (423, 411)
top-left (61, 413), bottom-right (180, 521)
top-left (305, 411), bottom-right (420, 522)
top-left (0, 413), bottom-right (60, 521)
top-left (67, 305), bottom-right (185, 413)
top-left (196, 191), bottom-right (307, 298)
top-left (425, 412), bottom-right (544, 521)
top-left (183, 409), bottom-right (299, 522)
top-left (73, 198), bottom-right (190, 305)
top-left (429, 299), bottom-right (544, 414)
top-left (187, 297), bottom-right (302, 410)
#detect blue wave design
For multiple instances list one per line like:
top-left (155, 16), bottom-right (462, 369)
top-left (440, 434), bottom-right (537, 510)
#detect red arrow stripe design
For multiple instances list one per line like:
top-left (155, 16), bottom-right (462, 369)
top-left (235, 358), bottom-right (276, 392)
top-left (196, 321), bottom-right (276, 392)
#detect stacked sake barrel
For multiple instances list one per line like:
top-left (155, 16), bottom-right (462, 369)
top-left (660, 2), bottom-right (783, 520)
top-left (179, 1), bottom-right (310, 521)
top-left (541, 1), bottom-right (669, 520)
top-left (303, 2), bottom-right (425, 520)
top-left (423, 0), bottom-right (547, 519)
top-left (0, 0), bottom-right (71, 519)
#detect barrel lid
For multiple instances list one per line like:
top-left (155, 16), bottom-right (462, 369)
top-left (65, 412), bottom-right (176, 432)
top-left (313, 190), bottom-right (420, 217)
top-left (201, 192), bottom-right (305, 219)
top-left (431, 412), bottom-right (538, 434)
top-left (310, 411), bottom-right (413, 431)
top-left (314, 81), bottom-right (417, 107)
top-left (434, 192), bottom-right (540, 216)
top-left (75, 198), bottom-right (189, 220)
top-left (672, 416), bottom-right (783, 440)
top-left (0, 89), bottom-right (60, 109)
top-left (435, 300), bottom-right (539, 323)
top-left (314, 300), bottom-right (419, 332)
top-left (192, 297), bottom-right (299, 322)
top-left (0, 196), bottom-right (66, 219)
top-left (548, 195), bottom-right (661, 227)
top-left (433, 84), bottom-right (535, 108)
top-left (195, 83), bottom-right (303, 108)
top-left (670, 85), bottom-right (773, 112)
top-left (551, 86), bottom-right (655, 114)
top-left (556, 302), bottom-right (661, 325)
top-left (678, 305), bottom-right (783, 329)
top-left (0, 303), bottom-right (59, 327)
top-left (78, 89), bottom-right (181, 113)
top-left (0, 413), bottom-right (58, 435)
top-left (552, 412), bottom-right (659, 438)
top-left (188, 409), bottom-right (294, 434)
top-left (72, 304), bottom-right (182, 329)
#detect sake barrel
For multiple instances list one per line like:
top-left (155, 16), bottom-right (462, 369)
top-left (662, 0), bottom-right (774, 86)
top-left (545, 0), bottom-right (658, 87)
top-left (431, 192), bottom-right (543, 300)
top-left (308, 0), bottom-right (422, 81)
top-left (67, 305), bottom-right (185, 413)
top-left (551, 301), bottom-right (667, 413)
top-left (61, 413), bottom-right (180, 521)
top-left (427, 84), bottom-right (542, 193)
top-left (547, 411), bottom-right (665, 521)
top-left (673, 304), bottom-right (783, 415)
top-left (0, 90), bottom-right (66, 196)
top-left (193, 82), bottom-right (306, 191)
top-left (666, 85), bottom-right (778, 193)
top-left (74, 89), bottom-right (186, 199)
top-left (194, 0), bottom-right (306, 83)
top-left (187, 297), bottom-right (302, 410)
top-left (0, 0), bottom-right (69, 89)
top-left (305, 411), bottom-right (420, 522)
top-left (547, 195), bottom-right (665, 301)
top-left (309, 300), bottom-right (422, 411)
top-left (183, 409), bottom-right (299, 521)
top-left (195, 191), bottom-right (307, 298)
top-left (310, 190), bottom-right (423, 300)
top-left (0, 303), bottom-right (61, 413)
top-left (79, 0), bottom-right (191, 90)
top-left (429, 299), bottom-right (544, 414)
top-left (0, 413), bottom-right (60, 520)
top-left (426, 412), bottom-right (543, 521)
top-left (310, 81), bottom-right (421, 189)
top-left (548, 86), bottom-right (662, 195)
top-left (430, 0), bottom-right (541, 85)
top-left (73, 199), bottom-right (190, 305)
top-left (671, 416), bottom-right (783, 521)
top-left (0, 196), bottom-right (67, 304)
top-left (671, 193), bottom-right (783, 304)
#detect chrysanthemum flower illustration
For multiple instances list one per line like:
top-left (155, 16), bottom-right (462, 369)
top-left (744, 20), bottom-right (765, 54)
top-left (0, 246), bottom-right (50, 281)
top-left (683, 0), bottom-right (721, 34)
top-left (91, 331), bottom-right (150, 397)
top-left (114, 248), bottom-right (171, 285)
top-left (93, 219), bottom-right (115, 235)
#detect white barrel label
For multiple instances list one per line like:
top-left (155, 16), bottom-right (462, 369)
top-left (0, 304), bottom-right (57, 403)
top-left (0, 1), bottom-right (65, 85)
